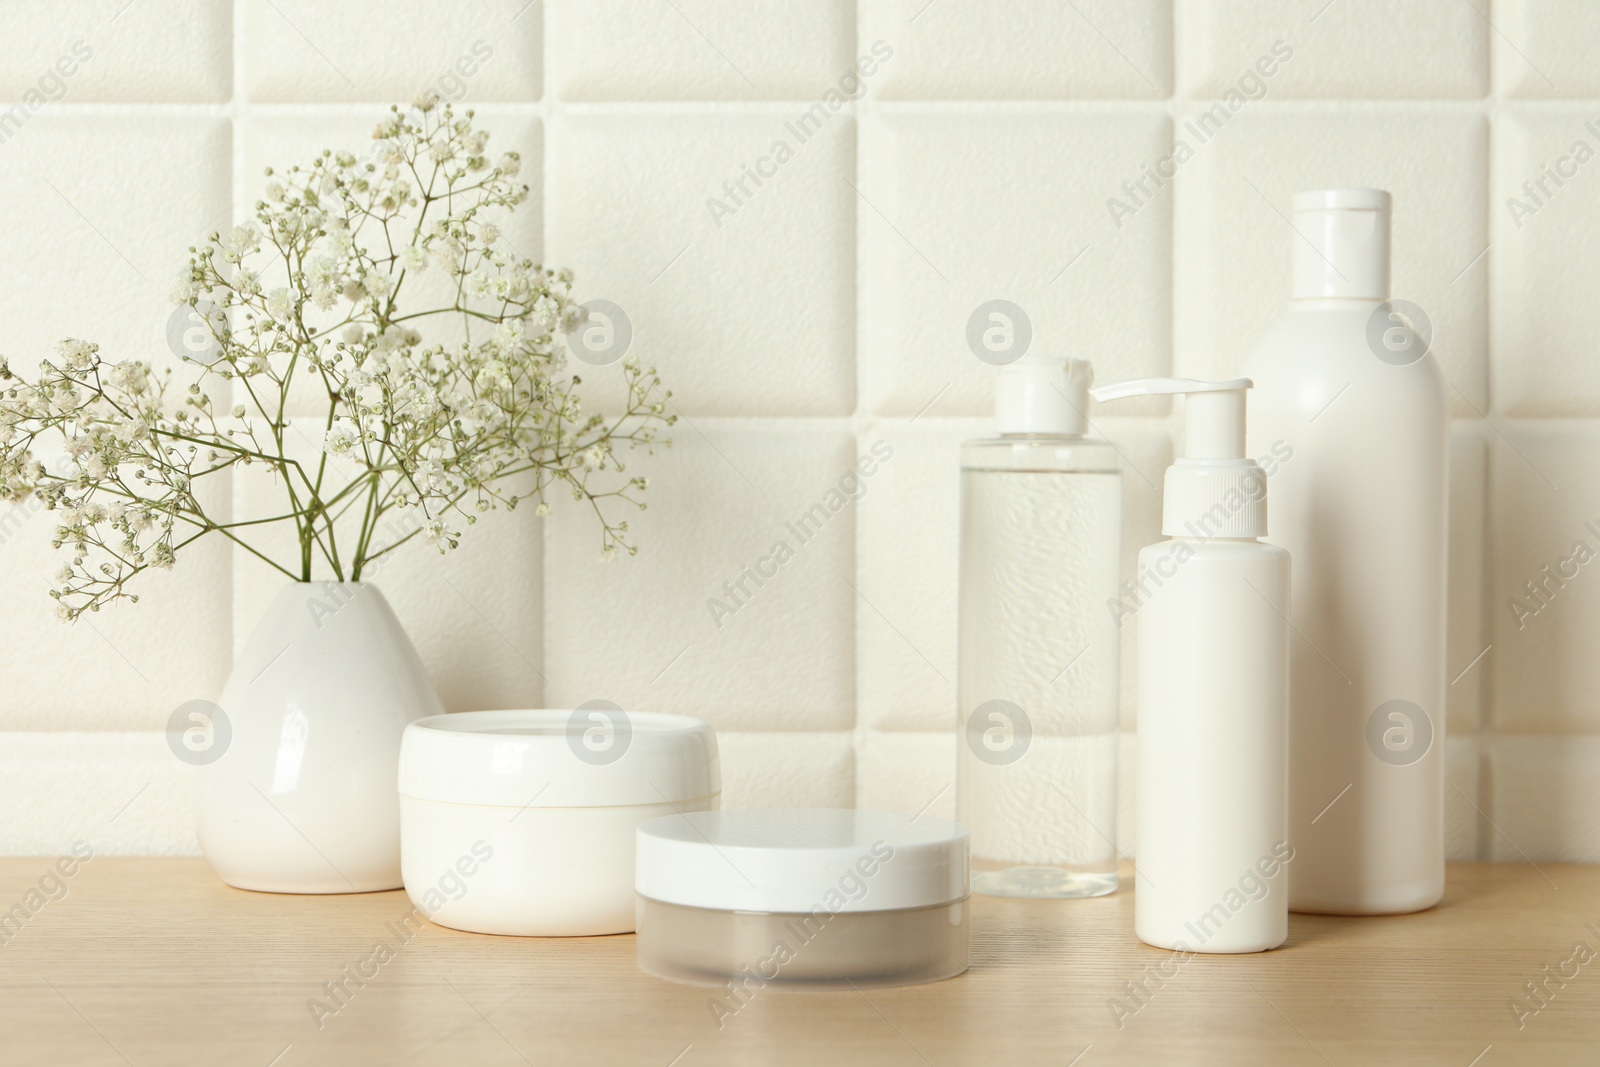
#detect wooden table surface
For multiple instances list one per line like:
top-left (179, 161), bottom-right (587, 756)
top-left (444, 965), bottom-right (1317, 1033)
top-left (3, 858), bottom-right (1598, 1065)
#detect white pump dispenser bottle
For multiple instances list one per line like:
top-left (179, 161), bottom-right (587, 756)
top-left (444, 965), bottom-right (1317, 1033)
top-left (1092, 377), bottom-right (1291, 953)
top-left (1242, 189), bottom-right (1448, 916)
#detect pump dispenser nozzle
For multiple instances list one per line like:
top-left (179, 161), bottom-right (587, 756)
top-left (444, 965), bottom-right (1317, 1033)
top-left (1091, 377), bottom-right (1266, 539)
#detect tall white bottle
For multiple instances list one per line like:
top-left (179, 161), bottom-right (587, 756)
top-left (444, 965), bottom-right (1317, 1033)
top-left (1243, 189), bottom-right (1448, 916)
top-left (1093, 378), bottom-right (1290, 954)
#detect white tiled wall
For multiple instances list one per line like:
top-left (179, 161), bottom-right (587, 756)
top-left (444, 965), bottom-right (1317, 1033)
top-left (0, 0), bottom-right (1595, 863)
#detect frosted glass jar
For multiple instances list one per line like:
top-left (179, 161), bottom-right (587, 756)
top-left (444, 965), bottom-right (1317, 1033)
top-left (398, 710), bottom-right (718, 937)
top-left (636, 809), bottom-right (969, 989)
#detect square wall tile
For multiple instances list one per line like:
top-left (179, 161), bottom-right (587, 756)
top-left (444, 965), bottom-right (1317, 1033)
top-left (1491, 108), bottom-right (1600, 417)
top-left (0, 115), bottom-right (233, 731)
top-left (1488, 421), bottom-right (1600, 733)
top-left (861, 0), bottom-right (1172, 99)
top-left (229, 419), bottom-right (543, 713)
top-left (854, 421), bottom-right (964, 733)
top-left (0, 1), bottom-right (230, 102)
top-left (543, 420), bottom-right (857, 732)
top-left (1172, 106), bottom-right (1488, 414)
top-left (0, 478), bottom-right (233, 732)
top-left (374, 513), bottom-right (545, 713)
top-left (241, 0), bottom-right (540, 103)
top-left (719, 731), bottom-right (855, 808)
top-left (236, 110), bottom-right (542, 251)
top-left (1488, 737), bottom-right (1600, 863)
top-left (856, 731), bottom-right (955, 819)
top-left (855, 418), bottom-right (1170, 733)
top-left (546, 111), bottom-right (855, 416)
top-left (1447, 424), bottom-right (1487, 734)
top-left (1493, 0), bottom-right (1600, 98)
top-left (1177, 0), bottom-right (1487, 99)
top-left (860, 109), bottom-right (1172, 419)
top-left (0, 733), bottom-right (197, 855)
top-left (0, 116), bottom-right (230, 379)
top-left (549, 0), bottom-right (855, 100)
top-left (236, 110), bottom-right (543, 416)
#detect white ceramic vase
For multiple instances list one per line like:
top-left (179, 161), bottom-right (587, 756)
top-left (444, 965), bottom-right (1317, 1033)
top-left (196, 581), bottom-right (443, 893)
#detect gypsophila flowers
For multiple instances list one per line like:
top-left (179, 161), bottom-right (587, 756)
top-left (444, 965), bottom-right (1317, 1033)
top-left (0, 99), bottom-right (672, 620)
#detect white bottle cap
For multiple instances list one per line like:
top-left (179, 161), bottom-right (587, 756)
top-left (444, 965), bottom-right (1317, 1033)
top-left (636, 809), bottom-right (969, 913)
top-left (1091, 377), bottom-right (1267, 539)
top-left (995, 357), bottom-right (1091, 436)
top-left (1291, 188), bottom-right (1391, 300)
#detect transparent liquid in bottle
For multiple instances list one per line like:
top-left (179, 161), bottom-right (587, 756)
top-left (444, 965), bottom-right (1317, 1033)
top-left (957, 437), bottom-right (1123, 898)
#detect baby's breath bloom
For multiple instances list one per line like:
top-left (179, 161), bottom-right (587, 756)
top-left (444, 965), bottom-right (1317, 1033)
top-left (234, 269), bottom-right (262, 298)
top-left (323, 420), bottom-right (361, 456)
top-left (224, 224), bottom-right (261, 263)
top-left (171, 271), bottom-right (202, 305)
top-left (266, 287), bottom-right (294, 322)
top-left (55, 339), bottom-right (96, 370)
top-left (113, 417), bottom-right (149, 443)
top-left (0, 99), bottom-right (670, 619)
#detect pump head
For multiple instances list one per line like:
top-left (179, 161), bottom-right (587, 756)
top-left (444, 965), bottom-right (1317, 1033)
top-left (1091, 377), bottom-right (1267, 539)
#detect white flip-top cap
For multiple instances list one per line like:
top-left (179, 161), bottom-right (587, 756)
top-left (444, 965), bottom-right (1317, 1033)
top-left (1091, 377), bottom-right (1267, 539)
top-left (399, 710), bottom-right (719, 808)
top-left (995, 357), bottom-right (1091, 435)
top-left (1292, 187), bottom-right (1391, 300)
top-left (636, 809), bottom-right (969, 913)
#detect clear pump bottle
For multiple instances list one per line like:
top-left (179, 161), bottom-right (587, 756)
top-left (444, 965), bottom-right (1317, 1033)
top-left (957, 357), bottom-right (1123, 899)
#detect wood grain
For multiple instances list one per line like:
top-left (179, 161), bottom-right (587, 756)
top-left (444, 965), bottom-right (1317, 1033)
top-left (2, 859), bottom-right (1598, 1065)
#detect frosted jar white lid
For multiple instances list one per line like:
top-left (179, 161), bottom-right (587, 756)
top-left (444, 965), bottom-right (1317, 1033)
top-left (637, 808), bottom-right (969, 914)
top-left (399, 710), bottom-right (718, 808)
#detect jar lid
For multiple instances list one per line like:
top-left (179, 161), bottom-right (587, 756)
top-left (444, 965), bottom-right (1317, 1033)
top-left (398, 710), bottom-right (718, 808)
top-left (636, 809), bottom-right (969, 914)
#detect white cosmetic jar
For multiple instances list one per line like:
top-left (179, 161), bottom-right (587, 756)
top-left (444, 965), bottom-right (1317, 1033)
top-left (398, 709), bottom-right (718, 936)
top-left (636, 808), bottom-right (970, 988)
